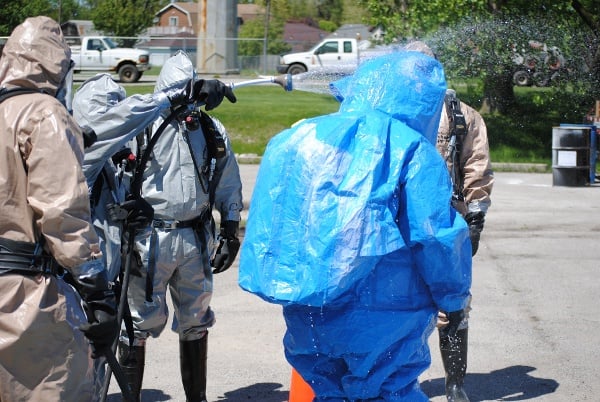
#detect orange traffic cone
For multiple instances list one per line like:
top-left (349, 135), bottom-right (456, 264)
top-left (289, 368), bottom-right (315, 402)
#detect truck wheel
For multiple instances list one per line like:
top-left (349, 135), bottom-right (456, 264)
top-left (287, 64), bottom-right (307, 75)
top-left (118, 64), bottom-right (140, 83)
top-left (513, 70), bottom-right (531, 87)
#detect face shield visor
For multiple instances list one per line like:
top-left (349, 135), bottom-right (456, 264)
top-left (56, 60), bottom-right (75, 113)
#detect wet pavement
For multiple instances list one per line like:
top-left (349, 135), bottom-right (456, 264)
top-left (106, 168), bottom-right (600, 401)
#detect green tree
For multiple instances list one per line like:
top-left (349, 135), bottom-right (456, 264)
top-left (238, 16), bottom-right (290, 56)
top-left (317, 0), bottom-right (344, 27)
top-left (90, 0), bottom-right (166, 46)
top-left (0, 0), bottom-right (83, 35)
top-left (356, 0), bottom-right (600, 114)
top-left (341, 0), bottom-right (368, 25)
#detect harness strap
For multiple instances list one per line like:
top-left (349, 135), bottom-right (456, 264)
top-left (0, 237), bottom-right (60, 275)
top-left (444, 90), bottom-right (467, 203)
top-left (151, 216), bottom-right (206, 230)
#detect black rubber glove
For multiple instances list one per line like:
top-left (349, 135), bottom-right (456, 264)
top-left (81, 126), bottom-right (97, 149)
top-left (442, 309), bottom-right (465, 339)
top-left (75, 269), bottom-right (119, 358)
top-left (465, 211), bottom-right (485, 256)
top-left (168, 79), bottom-right (194, 107)
top-left (121, 197), bottom-right (154, 231)
top-left (193, 79), bottom-right (237, 111)
top-left (211, 220), bottom-right (240, 274)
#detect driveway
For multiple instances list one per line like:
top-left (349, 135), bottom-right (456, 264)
top-left (106, 168), bottom-right (600, 402)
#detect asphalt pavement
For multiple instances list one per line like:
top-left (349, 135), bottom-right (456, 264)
top-left (105, 167), bottom-right (600, 402)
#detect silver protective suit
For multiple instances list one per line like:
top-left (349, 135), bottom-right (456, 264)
top-left (0, 16), bottom-right (105, 402)
top-left (74, 73), bottom-right (173, 280)
top-left (73, 73), bottom-right (178, 400)
top-left (127, 51), bottom-right (243, 343)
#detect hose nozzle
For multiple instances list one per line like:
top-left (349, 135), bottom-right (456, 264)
top-left (229, 74), bottom-right (293, 91)
top-left (273, 74), bottom-right (293, 91)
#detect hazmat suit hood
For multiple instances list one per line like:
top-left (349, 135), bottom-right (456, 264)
top-left (330, 51), bottom-right (445, 144)
top-left (154, 50), bottom-right (195, 96)
top-left (239, 51), bottom-right (464, 307)
top-left (403, 40), bottom-right (435, 58)
top-left (73, 74), bottom-right (127, 128)
top-left (0, 16), bottom-right (71, 97)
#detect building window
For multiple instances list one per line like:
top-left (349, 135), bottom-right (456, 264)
top-left (169, 16), bottom-right (178, 26)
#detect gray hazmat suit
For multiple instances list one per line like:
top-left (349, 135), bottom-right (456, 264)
top-left (127, 51), bottom-right (243, 343)
top-left (73, 73), bottom-right (186, 400)
top-left (75, 73), bottom-right (179, 281)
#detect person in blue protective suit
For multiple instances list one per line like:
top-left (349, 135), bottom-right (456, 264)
top-left (118, 51), bottom-right (242, 402)
top-left (239, 51), bottom-right (472, 401)
top-left (72, 72), bottom-right (235, 401)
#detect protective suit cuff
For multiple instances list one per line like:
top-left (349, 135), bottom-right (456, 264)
top-left (437, 294), bottom-right (470, 314)
top-left (222, 212), bottom-right (241, 222)
top-left (467, 200), bottom-right (489, 215)
top-left (152, 92), bottom-right (171, 109)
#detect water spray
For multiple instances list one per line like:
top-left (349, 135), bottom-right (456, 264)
top-left (229, 74), bottom-right (293, 92)
top-left (226, 68), bottom-right (355, 95)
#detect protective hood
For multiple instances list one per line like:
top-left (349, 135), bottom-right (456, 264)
top-left (154, 50), bottom-right (195, 94)
top-left (73, 73), bottom-right (127, 128)
top-left (329, 51), bottom-right (445, 145)
top-left (239, 51), bottom-right (454, 307)
top-left (0, 16), bottom-right (71, 97)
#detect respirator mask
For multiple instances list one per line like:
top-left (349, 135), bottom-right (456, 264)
top-left (56, 60), bottom-right (76, 113)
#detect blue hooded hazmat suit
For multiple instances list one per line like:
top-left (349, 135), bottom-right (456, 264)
top-left (238, 51), bottom-right (472, 400)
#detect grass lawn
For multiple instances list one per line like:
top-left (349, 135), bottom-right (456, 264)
top-left (119, 84), bottom-right (339, 155)
top-left (110, 81), bottom-right (596, 169)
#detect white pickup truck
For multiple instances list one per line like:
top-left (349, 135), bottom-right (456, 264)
top-left (69, 36), bottom-right (151, 83)
top-left (276, 37), bottom-right (380, 75)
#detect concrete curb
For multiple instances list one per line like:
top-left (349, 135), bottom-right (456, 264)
top-left (491, 162), bottom-right (548, 172)
top-left (237, 154), bottom-right (551, 173)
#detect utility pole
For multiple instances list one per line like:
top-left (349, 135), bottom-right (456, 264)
top-left (196, 0), bottom-right (239, 74)
top-left (263, 0), bottom-right (271, 75)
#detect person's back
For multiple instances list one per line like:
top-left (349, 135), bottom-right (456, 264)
top-left (240, 50), bottom-right (472, 401)
top-left (435, 88), bottom-right (493, 402)
top-left (0, 16), bottom-right (117, 402)
top-left (437, 90), bottom-right (493, 219)
top-left (404, 40), bottom-right (494, 401)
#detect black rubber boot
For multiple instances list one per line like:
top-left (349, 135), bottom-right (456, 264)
top-left (439, 328), bottom-right (470, 402)
top-left (118, 340), bottom-right (145, 402)
top-left (180, 334), bottom-right (208, 402)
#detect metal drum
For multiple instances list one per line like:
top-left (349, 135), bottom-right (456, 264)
top-left (552, 125), bottom-right (592, 186)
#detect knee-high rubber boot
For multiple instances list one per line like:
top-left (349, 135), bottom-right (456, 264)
top-left (118, 340), bottom-right (145, 402)
top-left (180, 334), bottom-right (208, 402)
top-left (439, 328), bottom-right (470, 402)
